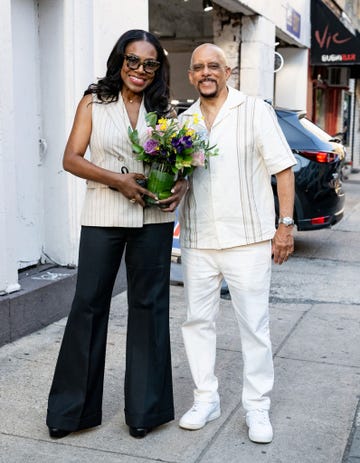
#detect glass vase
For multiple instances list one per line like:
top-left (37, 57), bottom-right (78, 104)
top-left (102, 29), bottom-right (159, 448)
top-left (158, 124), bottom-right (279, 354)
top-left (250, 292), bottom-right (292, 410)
top-left (145, 162), bottom-right (175, 206)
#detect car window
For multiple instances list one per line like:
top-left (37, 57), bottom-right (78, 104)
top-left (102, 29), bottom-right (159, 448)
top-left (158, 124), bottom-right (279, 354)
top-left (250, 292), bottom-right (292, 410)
top-left (299, 118), bottom-right (332, 142)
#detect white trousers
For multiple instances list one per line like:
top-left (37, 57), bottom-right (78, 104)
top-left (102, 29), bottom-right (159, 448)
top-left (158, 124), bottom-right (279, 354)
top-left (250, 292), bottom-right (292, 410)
top-left (181, 241), bottom-right (274, 411)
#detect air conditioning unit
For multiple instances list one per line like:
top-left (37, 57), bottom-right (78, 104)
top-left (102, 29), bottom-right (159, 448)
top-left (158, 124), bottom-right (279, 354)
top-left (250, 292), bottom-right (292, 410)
top-left (327, 67), bottom-right (350, 87)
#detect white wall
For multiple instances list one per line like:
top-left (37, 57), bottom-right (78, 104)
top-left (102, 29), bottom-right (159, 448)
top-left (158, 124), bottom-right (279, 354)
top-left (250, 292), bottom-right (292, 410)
top-left (38, 0), bottom-right (94, 266)
top-left (93, 0), bottom-right (149, 79)
top-left (40, 0), bottom-right (149, 266)
top-left (0, 0), bottom-right (150, 293)
top-left (12, 0), bottom-right (43, 269)
top-left (0, 0), bottom-right (21, 294)
top-left (275, 48), bottom-right (309, 110)
top-left (240, 15), bottom-right (275, 99)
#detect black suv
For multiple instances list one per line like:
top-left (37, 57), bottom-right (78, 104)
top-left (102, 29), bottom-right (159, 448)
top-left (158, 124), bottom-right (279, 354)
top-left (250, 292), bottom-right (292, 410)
top-left (274, 109), bottom-right (345, 230)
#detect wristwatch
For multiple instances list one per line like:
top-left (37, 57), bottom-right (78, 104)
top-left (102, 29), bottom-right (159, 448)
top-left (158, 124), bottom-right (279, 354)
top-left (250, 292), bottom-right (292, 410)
top-left (278, 216), bottom-right (294, 226)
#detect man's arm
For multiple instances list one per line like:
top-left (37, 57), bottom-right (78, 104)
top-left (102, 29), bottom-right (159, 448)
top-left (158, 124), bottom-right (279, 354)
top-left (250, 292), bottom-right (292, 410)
top-left (272, 167), bottom-right (295, 264)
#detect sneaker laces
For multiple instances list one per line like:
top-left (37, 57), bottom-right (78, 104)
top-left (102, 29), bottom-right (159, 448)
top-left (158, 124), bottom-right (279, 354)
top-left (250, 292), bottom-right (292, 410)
top-left (247, 409), bottom-right (270, 424)
top-left (189, 402), bottom-right (215, 413)
top-left (189, 402), bottom-right (205, 413)
top-left (189, 403), bottom-right (199, 413)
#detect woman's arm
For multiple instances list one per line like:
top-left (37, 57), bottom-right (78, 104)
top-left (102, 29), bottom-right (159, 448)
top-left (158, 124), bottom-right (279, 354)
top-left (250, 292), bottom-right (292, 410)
top-left (63, 94), bottom-right (155, 206)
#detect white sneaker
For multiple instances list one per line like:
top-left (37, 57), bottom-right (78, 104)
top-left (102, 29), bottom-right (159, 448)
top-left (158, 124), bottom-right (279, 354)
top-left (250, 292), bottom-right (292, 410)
top-left (179, 401), bottom-right (221, 430)
top-left (245, 409), bottom-right (273, 443)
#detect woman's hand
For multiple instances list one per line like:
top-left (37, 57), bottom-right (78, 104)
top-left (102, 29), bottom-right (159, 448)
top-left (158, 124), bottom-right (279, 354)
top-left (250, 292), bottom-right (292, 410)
top-left (157, 178), bottom-right (189, 212)
top-left (109, 173), bottom-right (157, 208)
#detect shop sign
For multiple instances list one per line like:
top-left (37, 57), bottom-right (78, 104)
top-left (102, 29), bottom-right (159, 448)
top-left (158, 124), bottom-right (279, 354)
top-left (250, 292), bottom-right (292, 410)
top-left (286, 5), bottom-right (301, 39)
top-left (311, 0), bottom-right (360, 65)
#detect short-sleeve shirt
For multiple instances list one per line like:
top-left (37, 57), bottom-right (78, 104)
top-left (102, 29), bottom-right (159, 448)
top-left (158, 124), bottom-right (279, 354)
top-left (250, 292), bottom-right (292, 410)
top-left (178, 87), bottom-right (296, 249)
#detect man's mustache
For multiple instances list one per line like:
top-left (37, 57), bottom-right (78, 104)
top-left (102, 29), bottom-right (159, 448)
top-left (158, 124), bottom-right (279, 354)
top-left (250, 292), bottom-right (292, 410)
top-left (199, 78), bottom-right (217, 84)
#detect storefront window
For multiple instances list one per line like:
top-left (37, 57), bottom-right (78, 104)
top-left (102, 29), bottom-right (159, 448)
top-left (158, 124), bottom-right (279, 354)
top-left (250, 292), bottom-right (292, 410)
top-left (314, 87), bottom-right (326, 129)
top-left (342, 91), bottom-right (351, 146)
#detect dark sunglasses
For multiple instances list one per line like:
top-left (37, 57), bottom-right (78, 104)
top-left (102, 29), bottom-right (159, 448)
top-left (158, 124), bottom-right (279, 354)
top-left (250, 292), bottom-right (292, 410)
top-left (124, 54), bottom-right (160, 74)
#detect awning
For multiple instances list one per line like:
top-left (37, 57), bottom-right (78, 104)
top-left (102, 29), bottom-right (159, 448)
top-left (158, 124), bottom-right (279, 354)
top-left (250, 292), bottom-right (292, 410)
top-left (311, 0), bottom-right (360, 66)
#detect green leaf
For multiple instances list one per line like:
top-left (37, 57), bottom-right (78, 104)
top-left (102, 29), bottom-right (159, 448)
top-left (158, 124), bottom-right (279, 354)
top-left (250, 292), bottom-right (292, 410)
top-left (128, 127), bottom-right (140, 145)
top-left (145, 112), bottom-right (158, 127)
top-left (132, 144), bottom-right (144, 154)
top-left (136, 153), bottom-right (146, 161)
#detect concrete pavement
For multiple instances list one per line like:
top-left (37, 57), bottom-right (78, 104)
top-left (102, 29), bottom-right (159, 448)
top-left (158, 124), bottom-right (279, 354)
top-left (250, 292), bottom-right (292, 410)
top-left (1, 174), bottom-right (360, 462)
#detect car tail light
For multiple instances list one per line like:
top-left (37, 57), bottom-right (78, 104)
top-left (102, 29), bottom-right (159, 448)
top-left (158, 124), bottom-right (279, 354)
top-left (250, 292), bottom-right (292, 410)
top-left (298, 151), bottom-right (337, 163)
top-left (311, 216), bottom-right (330, 225)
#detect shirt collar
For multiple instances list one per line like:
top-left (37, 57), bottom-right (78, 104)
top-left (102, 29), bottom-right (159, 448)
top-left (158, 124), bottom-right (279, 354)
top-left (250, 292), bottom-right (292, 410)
top-left (181, 86), bottom-right (246, 118)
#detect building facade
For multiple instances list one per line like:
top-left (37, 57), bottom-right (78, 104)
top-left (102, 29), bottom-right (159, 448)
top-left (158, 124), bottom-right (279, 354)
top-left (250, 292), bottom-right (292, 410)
top-left (1, 0), bottom-right (359, 304)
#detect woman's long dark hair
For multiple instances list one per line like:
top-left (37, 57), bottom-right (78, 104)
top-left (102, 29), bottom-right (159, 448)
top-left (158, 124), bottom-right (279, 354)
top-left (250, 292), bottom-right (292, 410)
top-left (84, 29), bottom-right (170, 116)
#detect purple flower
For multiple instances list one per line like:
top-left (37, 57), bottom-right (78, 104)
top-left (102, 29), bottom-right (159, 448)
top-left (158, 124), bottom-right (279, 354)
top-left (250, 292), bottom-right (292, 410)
top-left (180, 135), bottom-right (193, 148)
top-left (171, 137), bottom-right (183, 152)
top-left (144, 139), bottom-right (159, 155)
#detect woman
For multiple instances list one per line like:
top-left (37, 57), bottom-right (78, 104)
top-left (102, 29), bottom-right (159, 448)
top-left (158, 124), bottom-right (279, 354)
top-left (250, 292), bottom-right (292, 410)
top-left (46, 29), bottom-right (187, 439)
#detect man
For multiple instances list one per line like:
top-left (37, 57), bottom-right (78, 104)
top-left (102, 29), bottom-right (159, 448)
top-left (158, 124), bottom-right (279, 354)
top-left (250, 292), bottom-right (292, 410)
top-left (177, 44), bottom-right (296, 444)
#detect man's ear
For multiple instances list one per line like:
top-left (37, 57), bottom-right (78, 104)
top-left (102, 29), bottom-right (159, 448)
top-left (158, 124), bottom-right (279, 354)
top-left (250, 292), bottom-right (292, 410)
top-left (188, 70), bottom-right (194, 86)
top-left (225, 66), bottom-right (231, 81)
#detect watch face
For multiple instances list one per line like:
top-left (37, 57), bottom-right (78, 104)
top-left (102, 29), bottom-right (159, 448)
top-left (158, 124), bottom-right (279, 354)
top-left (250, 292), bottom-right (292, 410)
top-left (281, 217), bottom-right (294, 226)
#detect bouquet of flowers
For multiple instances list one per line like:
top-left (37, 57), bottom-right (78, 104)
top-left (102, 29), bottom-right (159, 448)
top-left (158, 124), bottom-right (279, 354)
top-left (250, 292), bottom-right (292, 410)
top-left (129, 111), bottom-right (218, 177)
top-left (128, 112), bottom-right (218, 203)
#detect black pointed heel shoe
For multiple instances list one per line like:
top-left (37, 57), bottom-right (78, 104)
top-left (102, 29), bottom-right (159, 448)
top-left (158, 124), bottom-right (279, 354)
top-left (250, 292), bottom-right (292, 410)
top-left (48, 427), bottom-right (71, 438)
top-left (129, 426), bottom-right (151, 438)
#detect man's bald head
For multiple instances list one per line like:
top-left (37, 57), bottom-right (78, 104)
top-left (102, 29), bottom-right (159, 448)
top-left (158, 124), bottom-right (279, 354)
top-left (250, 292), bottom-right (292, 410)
top-left (190, 43), bottom-right (228, 68)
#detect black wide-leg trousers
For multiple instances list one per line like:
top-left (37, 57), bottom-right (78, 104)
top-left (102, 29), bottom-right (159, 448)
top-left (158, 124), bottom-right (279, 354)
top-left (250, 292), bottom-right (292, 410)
top-left (46, 223), bottom-right (174, 431)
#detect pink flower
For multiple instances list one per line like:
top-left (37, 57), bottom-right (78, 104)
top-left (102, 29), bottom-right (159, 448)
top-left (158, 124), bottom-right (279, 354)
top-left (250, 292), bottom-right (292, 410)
top-left (191, 151), bottom-right (206, 167)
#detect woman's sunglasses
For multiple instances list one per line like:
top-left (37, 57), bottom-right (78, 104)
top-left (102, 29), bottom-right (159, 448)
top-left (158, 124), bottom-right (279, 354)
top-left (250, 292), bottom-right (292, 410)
top-left (124, 54), bottom-right (160, 74)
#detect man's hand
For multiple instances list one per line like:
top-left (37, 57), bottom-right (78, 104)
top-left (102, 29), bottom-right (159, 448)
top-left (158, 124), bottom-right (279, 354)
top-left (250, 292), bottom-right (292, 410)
top-left (272, 224), bottom-right (294, 264)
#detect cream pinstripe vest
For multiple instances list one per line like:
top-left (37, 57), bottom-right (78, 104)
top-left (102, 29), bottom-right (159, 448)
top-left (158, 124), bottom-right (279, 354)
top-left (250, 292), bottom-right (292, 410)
top-left (80, 95), bottom-right (175, 227)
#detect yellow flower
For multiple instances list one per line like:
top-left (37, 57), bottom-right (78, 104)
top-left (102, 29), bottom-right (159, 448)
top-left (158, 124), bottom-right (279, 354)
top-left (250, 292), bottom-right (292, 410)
top-left (186, 128), bottom-right (195, 137)
top-left (193, 113), bottom-right (200, 125)
top-left (158, 117), bottom-right (168, 131)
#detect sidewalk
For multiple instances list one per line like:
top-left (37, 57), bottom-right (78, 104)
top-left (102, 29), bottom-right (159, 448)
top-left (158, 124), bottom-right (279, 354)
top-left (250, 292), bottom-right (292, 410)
top-left (1, 174), bottom-right (360, 462)
top-left (1, 280), bottom-right (359, 462)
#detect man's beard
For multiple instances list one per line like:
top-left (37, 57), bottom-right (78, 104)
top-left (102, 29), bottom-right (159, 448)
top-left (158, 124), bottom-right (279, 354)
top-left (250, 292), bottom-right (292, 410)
top-left (198, 79), bottom-right (218, 99)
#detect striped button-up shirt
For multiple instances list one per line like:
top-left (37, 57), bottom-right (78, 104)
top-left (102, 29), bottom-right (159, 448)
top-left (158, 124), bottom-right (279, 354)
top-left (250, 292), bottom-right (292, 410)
top-left (178, 87), bottom-right (296, 249)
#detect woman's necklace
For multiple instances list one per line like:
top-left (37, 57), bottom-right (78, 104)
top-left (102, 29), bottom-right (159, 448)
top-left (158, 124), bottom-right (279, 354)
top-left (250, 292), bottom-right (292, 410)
top-left (122, 92), bottom-right (141, 105)
top-left (122, 93), bottom-right (142, 129)
top-left (127, 96), bottom-right (139, 104)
